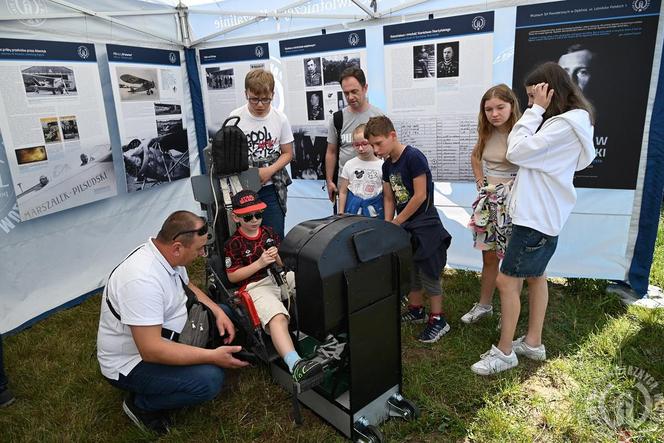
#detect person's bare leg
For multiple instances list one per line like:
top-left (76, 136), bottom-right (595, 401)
top-left (479, 251), bottom-right (500, 305)
top-left (496, 273), bottom-right (524, 355)
top-left (429, 294), bottom-right (442, 314)
top-left (267, 314), bottom-right (295, 358)
top-left (524, 276), bottom-right (549, 347)
top-left (408, 289), bottom-right (425, 307)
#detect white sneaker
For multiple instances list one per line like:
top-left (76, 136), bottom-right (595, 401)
top-left (471, 345), bottom-right (518, 375)
top-left (461, 303), bottom-right (493, 324)
top-left (512, 336), bottom-right (546, 361)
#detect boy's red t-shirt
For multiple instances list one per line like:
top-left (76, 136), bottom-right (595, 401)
top-left (223, 226), bottom-right (281, 287)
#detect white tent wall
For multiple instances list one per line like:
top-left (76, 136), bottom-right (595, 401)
top-left (190, 0), bottom-right (664, 280)
top-left (0, 0), bottom-right (662, 333)
top-left (0, 0), bottom-right (201, 334)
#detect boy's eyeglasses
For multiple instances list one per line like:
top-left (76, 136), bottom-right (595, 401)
top-left (241, 212), bottom-right (264, 222)
top-left (172, 218), bottom-right (209, 241)
top-left (352, 141), bottom-right (370, 148)
top-left (247, 96), bottom-right (272, 105)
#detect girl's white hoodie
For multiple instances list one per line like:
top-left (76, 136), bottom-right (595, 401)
top-left (506, 104), bottom-right (595, 236)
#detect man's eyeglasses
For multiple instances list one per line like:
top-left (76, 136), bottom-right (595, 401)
top-left (241, 212), bottom-right (264, 222)
top-left (247, 96), bottom-right (272, 105)
top-left (172, 219), bottom-right (209, 241)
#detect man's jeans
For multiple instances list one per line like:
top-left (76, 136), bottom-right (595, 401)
top-left (258, 184), bottom-right (285, 240)
top-left (107, 362), bottom-right (224, 412)
top-left (0, 335), bottom-right (8, 390)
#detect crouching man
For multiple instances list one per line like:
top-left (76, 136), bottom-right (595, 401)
top-left (97, 210), bottom-right (248, 434)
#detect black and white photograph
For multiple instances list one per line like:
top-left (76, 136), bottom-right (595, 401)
top-left (21, 66), bottom-right (77, 97)
top-left (116, 66), bottom-right (160, 101)
top-left (40, 117), bottom-right (61, 144)
top-left (306, 90), bottom-right (325, 121)
top-left (156, 118), bottom-right (184, 137)
top-left (59, 116), bottom-right (79, 141)
top-left (436, 42), bottom-right (460, 78)
top-left (121, 127), bottom-right (190, 192)
top-left (15, 145), bottom-right (47, 165)
top-left (324, 91), bottom-right (345, 117)
top-left (303, 57), bottom-right (322, 87)
top-left (154, 103), bottom-right (182, 115)
top-left (322, 53), bottom-right (360, 85)
top-left (290, 125), bottom-right (327, 179)
top-left (413, 45), bottom-right (435, 78)
top-left (205, 67), bottom-right (234, 90)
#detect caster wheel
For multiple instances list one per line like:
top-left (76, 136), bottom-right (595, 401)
top-left (355, 424), bottom-right (384, 443)
top-left (387, 395), bottom-right (420, 421)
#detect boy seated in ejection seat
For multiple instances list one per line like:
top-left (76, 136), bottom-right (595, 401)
top-left (223, 189), bottom-right (323, 383)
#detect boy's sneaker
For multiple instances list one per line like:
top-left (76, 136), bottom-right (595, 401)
top-left (461, 303), bottom-right (493, 324)
top-left (401, 305), bottom-right (426, 324)
top-left (122, 394), bottom-right (170, 434)
top-left (417, 315), bottom-right (451, 343)
top-left (471, 345), bottom-right (518, 375)
top-left (512, 336), bottom-right (546, 361)
top-left (0, 386), bottom-right (15, 407)
top-left (292, 357), bottom-right (324, 383)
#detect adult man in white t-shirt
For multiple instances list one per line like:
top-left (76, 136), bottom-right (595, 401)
top-left (325, 67), bottom-right (383, 205)
top-left (97, 211), bottom-right (247, 433)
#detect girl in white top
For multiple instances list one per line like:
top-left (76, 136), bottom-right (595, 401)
top-left (463, 84), bottom-right (522, 325)
top-left (472, 62), bottom-right (595, 375)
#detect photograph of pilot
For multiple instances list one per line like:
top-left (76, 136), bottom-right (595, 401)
top-left (40, 117), bottom-right (61, 144)
top-left (206, 67), bottom-right (234, 90)
top-left (413, 45), bottom-right (434, 78)
top-left (436, 42), bottom-right (460, 78)
top-left (322, 54), bottom-right (360, 85)
top-left (304, 58), bottom-right (322, 87)
top-left (59, 116), bottom-right (79, 141)
top-left (306, 90), bottom-right (325, 121)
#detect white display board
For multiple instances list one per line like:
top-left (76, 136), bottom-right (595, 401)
top-left (383, 12), bottom-right (495, 182)
top-left (107, 44), bottom-right (190, 193)
top-left (0, 38), bottom-right (117, 220)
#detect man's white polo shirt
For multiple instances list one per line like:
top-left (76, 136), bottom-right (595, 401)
top-left (97, 238), bottom-right (189, 380)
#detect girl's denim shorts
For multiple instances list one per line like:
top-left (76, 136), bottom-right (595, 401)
top-left (500, 224), bottom-right (558, 278)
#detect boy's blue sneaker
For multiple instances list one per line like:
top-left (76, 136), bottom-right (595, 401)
top-left (401, 305), bottom-right (426, 324)
top-left (417, 315), bottom-right (451, 343)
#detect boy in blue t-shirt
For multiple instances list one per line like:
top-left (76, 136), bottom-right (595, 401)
top-left (365, 116), bottom-right (452, 343)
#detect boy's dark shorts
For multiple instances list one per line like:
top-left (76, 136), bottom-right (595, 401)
top-left (500, 224), bottom-right (558, 278)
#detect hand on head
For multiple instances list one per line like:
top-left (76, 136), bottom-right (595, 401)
top-left (533, 82), bottom-right (554, 109)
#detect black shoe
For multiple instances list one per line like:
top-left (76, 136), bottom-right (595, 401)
top-left (292, 357), bottom-right (323, 383)
top-left (0, 386), bottom-right (15, 407)
top-left (122, 394), bottom-right (170, 434)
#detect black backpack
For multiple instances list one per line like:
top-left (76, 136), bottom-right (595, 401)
top-left (211, 116), bottom-right (248, 176)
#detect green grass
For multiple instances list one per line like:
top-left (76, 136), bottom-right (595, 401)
top-left (1, 215), bottom-right (663, 442)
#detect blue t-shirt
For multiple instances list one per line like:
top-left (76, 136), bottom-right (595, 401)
top-left (382, 145), bottom-right (434, 221)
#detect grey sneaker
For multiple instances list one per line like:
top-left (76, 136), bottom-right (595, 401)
top-left (461, 303), bottom-right (493, 324)
top-left (512, 336), bottom-right (546, 361)
top-left (471, 345), bottom-right (518, 375)
top-left (401, 305), bottom-right (426, 323)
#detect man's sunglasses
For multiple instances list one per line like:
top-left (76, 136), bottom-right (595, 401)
top-left (240, 212), bottom-right (263, 222)
top-left (172, 218), bottom-right (209, 241)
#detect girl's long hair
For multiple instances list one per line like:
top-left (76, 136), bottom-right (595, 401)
top-left (524, 61), bottom-right (595, 124)
top-left (472, 84), bottom-right (521, 161)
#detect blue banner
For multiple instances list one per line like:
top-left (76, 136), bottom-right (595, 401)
top-left (279, 30), bottom-right (366, 57)
top-left (383, 12), bottom-right (494, 44)
top-left (516, 0), bottom-right (661, 28)
top-left (106, 44), bottom-right (181, 66)
top-left (199, 43), bottom-right (269, 65)
top-left (0, 38), bottom-right (96, 62)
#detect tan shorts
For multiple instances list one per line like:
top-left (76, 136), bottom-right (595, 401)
top-left (245, 271), bottom-right (295, 333)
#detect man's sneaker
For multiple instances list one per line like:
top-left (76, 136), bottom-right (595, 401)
top-left (292, 357), bottom-right (324, 383)
top-left (417, 315), bottom-right (451, 343)
top-left (471, 345), bottom-right (518, 375)
top-left (461, 303), bottom-right (493, 324)
top-left (0, 387), bottom-right (15, 407)
top-left (512, 336), bottom-right (546, 361)
top-left (401, 305), bottom-right (426, 324)
top-left (122, 394), bottom-right (170, 434)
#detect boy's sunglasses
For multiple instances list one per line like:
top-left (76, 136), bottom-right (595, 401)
top-left (172, 218), bottom-right (209, 241)
top-left (241, 211), bottom-right (263, 222)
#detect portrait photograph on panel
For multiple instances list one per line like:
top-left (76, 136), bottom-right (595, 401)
top-left (413, 44), bottom-right (435, 78)
top-left (306, 90), bottom-right (325, 121)
top-left (436, 41), bottom-right (460, 78)
top-left (303, 57), bottom-right (322, 87)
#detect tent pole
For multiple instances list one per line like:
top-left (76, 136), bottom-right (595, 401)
top-left (176, 2), bottom-right (191, 47)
